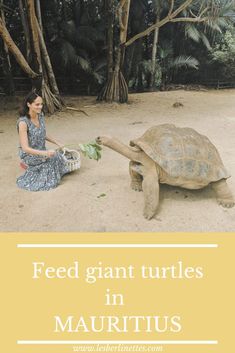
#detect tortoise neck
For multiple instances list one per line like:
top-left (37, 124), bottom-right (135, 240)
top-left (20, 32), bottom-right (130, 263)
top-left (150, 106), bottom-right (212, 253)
top-left (105, 138), bottom-right (142, 162)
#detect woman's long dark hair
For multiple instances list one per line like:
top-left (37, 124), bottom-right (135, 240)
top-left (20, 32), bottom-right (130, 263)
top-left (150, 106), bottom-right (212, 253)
top-left (19, 91), bottom-right (42, 119)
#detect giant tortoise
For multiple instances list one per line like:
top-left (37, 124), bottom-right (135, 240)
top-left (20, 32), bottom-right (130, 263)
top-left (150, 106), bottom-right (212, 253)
top-left (96, 124), bottom-right (234, 219)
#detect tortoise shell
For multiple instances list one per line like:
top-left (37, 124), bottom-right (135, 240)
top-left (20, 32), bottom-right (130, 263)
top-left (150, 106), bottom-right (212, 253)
top-left (130, 124), bottom-right (230, 184)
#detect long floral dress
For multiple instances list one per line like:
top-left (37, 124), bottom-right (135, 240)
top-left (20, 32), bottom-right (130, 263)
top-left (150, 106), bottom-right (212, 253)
top-left (16, 113), bottom-right (69, 191)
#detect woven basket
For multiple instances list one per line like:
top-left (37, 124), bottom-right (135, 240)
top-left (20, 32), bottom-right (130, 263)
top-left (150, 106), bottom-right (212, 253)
top-left (61, 147), bottom-right (81, 172)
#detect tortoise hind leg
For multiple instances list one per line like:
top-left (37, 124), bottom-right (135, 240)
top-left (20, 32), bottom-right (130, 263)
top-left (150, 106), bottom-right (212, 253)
top-left (142, 169), bottom-right (159, 220)
top-left (129, 161), bottom-right (143, 191)
top-left (211, 179), bottom-right (235, 208)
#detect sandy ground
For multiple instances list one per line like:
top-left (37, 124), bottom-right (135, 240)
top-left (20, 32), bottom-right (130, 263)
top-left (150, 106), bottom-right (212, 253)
top-left (0, 90), bottom-right (235, 232)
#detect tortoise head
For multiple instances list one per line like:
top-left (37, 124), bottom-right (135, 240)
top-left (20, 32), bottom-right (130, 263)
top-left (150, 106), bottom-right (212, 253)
top-left (96, 135), bottom-right (112, 146)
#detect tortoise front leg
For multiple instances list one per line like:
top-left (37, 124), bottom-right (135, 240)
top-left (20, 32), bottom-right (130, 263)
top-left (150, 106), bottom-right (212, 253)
top-left (142, 169), bottom-right (159, 220)
top-left (211, 179), bottom-right (235, 208)
top-left (129, 161), bottom-right (143, 191)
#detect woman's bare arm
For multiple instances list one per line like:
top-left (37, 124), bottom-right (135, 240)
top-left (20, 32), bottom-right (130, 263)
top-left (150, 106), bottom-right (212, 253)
top-left (45, 134), bottom-right (63, 147)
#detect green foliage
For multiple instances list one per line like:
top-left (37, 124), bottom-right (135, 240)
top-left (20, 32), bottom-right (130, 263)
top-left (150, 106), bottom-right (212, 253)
top-left (60, 141), bottom-right (102, 161)
top-left (1, 0), bottom-right (235, 95)
top-left (41, 1), bottom-right (106, 88)
top-left (210, 25), bottom-right (235, 77)
top-left (158, 41), bottom-right (199, 87)
top-left (170, 56), bottom-right (199, 71)
top-left (184, 24), bottom-right (212, 50)
top-left (128, 48), bottom-right (199, 89)
top-left (129, 59), bottom-right (162, 88)
top-left (78, 141), bottom-right (102, 161)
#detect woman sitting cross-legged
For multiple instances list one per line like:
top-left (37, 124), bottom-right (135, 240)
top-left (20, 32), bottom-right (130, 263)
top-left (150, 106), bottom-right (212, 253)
top-left (17, 91), bottom-right (71, 191)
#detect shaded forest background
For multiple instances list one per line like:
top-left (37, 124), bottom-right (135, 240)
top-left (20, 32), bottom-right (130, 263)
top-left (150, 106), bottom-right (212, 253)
top-left (1, 0), bottom-right (235, 113)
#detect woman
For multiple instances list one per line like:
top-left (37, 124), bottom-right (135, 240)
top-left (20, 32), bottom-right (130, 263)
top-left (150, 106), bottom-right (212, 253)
top-left (17, 91), bottom-right (69, 191)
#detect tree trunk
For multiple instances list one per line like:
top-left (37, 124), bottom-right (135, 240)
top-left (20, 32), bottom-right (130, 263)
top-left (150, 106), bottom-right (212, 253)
top-left (35, 18), bottom-right (63, 112)
top-left (120, 0), bottom-right (131, 42)
top-left (97, 0), bottom-right (115, 101)
top-left (27, 0), bottom-right (42, 91)
top-left (35, 18), bottom-right (60, 97)
top-left (19, 0), bottom-right (31, 62)
top-left (0, 0), bottom-right (63, 114)
top-left (0, 17), bottom-right (38, 78)
top-left (27, 0), bottom-right (63, 114)
top-left (35, 0), bottom-right (42, 29)
top-left (124, 42), bottom-right (135, 85)
top-left (149, 13), bottom-right (160, 89)
top-left (27, 0), bottom-right (41, 68)
top-left (0, 0), bottom-right (14, 95)
top-left (98, 0), bottom-right (131, 103)
top-left (107, 0), bottom-right (114, 80)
